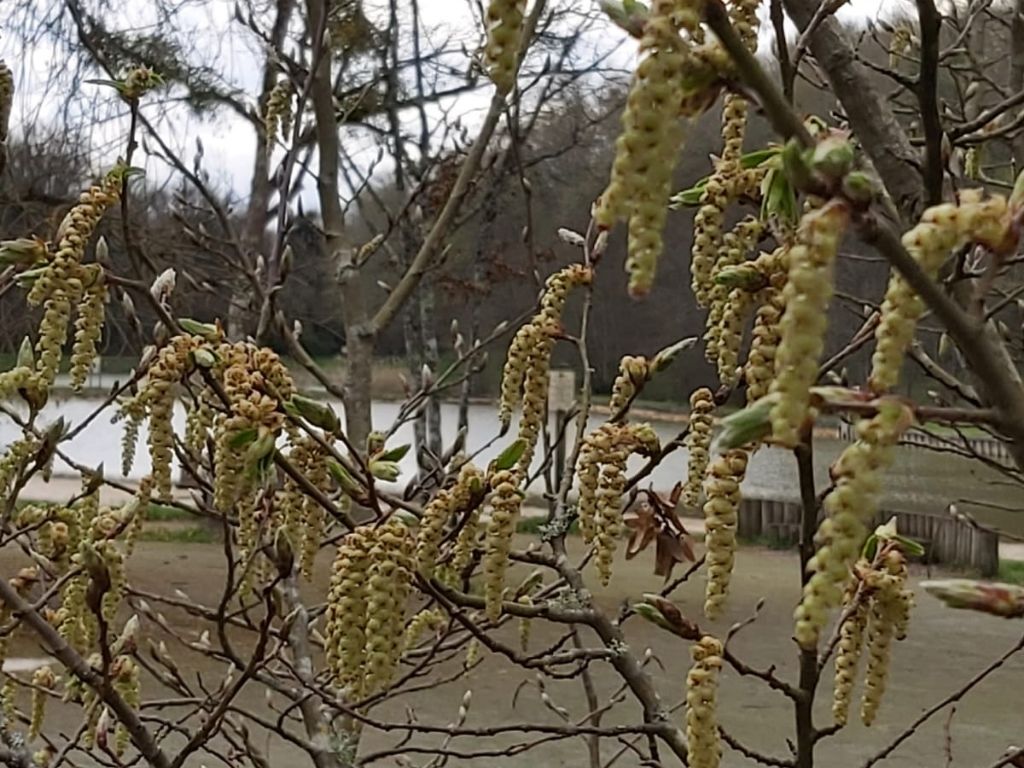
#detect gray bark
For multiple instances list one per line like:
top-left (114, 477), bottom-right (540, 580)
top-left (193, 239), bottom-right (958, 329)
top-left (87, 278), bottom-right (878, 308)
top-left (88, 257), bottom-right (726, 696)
top-left (307, 0), bottom-right (373, 450)
top-left (1011, 0), bottom-right (1024, 166)
top-left (228, 0), bottom-right (295, 340)
top-left (783, 0), bottom-right (924, 220)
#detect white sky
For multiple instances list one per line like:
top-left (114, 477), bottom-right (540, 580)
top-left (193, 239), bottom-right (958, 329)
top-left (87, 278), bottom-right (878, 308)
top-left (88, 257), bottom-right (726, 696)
top-left (0, 0), bottom-right (949, 207)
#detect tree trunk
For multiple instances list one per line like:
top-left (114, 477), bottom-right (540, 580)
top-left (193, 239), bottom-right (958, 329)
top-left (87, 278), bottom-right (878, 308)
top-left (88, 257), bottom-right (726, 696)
top-left (230, 0), bottom-right (294, 341)
top-left (782, 0), bottom-right (923, 220)
top-left (306, 0), bottom-right (373, 451)
top-left (1011, 0), bottom-right (1024, 167)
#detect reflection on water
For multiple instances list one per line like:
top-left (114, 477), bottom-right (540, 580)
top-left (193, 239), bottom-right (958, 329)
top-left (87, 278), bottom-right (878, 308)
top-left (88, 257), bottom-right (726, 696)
top-left (3, 392), bottom-right (1024, 534)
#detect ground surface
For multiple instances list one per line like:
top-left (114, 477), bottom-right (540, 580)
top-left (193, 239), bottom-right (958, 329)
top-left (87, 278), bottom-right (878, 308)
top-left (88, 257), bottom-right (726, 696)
top-left (2, 537), bottom-right (1022, 767)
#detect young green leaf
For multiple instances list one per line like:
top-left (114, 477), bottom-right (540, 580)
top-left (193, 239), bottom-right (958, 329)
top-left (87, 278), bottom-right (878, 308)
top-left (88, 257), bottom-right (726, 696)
top-left (651, 337), bottom-right (697, 372)
top-left (377, 443), bottom-right (411, 462)
top-left (227, 428), bottom-right (259, 450)
top-left (493, 439), bottom-right (527, 471)
top-left (714, 395), bottom-right (777, 451)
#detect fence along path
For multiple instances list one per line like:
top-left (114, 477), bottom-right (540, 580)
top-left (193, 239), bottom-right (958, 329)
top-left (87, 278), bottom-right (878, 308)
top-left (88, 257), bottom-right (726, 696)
top-left (735, 497), bottom-right (999, 576)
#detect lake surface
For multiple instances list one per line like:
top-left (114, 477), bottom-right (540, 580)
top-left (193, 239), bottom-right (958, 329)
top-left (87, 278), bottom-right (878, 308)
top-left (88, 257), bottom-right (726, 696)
top-left (4, 388), bottom-right (1024, 535)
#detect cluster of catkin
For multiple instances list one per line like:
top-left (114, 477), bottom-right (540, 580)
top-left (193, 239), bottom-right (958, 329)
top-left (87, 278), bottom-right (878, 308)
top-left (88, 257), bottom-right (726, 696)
top-left (26, 166), bottom-right (126, 389)
top-left (54, 478), bottom-right (136, 654)
top-left (689, 0), bottom-right (761, 310)
top-left (415, 462), bottom-right (485, 577)
top-left (577, 423), bottom-right (660, 585)
top-left (608, 355), bottom-right (649, 414)
top-left (499, 264), bottom-right (591, 471)
top-left (686, 634), bottom-right (724, 768)
top-left (832, 545), bottom-right (913, 726)
top-left (325, 519), bottom-right (414, 697)
top-left (597, 1), bottom-right (713, 298)
top-left (794, 400), bottom-right (909, 649)
top-left (277, 433), bottom-right (334, 580)
top-left (7, 476), bottom-right (148, 734)
top-left (705, 217), bottom-right (764, 385)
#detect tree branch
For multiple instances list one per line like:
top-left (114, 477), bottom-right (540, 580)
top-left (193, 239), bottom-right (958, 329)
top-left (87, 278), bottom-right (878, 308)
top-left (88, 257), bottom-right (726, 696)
top-left (0, 577), bottom-right (171, 768)
top-left (916, 0), bottom-right (945, 206)
top-left (864, 633), bottom-right (1024, 767)
top-left (778, 0), bottom-right (925, 219)
top-left (703, 0), bottom-right (1024, 470)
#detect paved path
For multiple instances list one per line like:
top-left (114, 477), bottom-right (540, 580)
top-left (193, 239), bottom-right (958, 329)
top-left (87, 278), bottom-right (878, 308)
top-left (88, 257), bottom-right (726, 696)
top-left (21, 475), bottom-right (1024, 564)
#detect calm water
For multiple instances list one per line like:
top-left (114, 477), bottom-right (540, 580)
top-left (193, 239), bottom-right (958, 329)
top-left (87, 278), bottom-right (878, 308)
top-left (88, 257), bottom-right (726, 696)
top-left (4, 387), bottom-right (1024, 534)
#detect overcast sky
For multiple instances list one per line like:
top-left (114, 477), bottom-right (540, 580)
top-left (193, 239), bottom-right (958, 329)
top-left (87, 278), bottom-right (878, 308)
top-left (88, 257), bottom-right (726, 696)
top-left (0, 0), bottom-right (926, 206)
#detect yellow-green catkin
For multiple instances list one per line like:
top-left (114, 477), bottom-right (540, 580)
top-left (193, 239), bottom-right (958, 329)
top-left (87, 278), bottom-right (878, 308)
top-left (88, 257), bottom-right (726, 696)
top-left (686, 635), bottom-right (724, 768)
top-left (888, 25), bottom-right (913, 69)
top-left (595, 5), bottom-right (694, 297)
top-left (861, 548), bottom-right (909, 725)
top-left (403, 607), bottom-right (447, 650)
top-left (97, 540), bottom-right (126, 624)
top-left (794, 401), bottom-right (908, 649)
top-left (32, 166), bottom-right (125, 386)
top-left (702, 449), bottom-right (748, 618)
top-left (716, 289), bottom-right (755, 387)
top-left (184, 390), bottom-right (215, 458)
top-left (325, 527), bottom-right (372, 695)
top-left (364, 519), bottom-right (414, 694)
top-left (142, 336), bottom-right (196, 500)
top-left (29, 665), bottom-right (56, 740)
top-left (465, 638), bottom-right (481, 667)
top-left (0, 434), bottom-right (38, 496)
top-left (730, 0), bottom-right (762, 50)
top-left (119, 399), bottom-right (145, 477)
top-left (691, 178), bottom-right (729, 308)
top-left (498, 265), bottom-right (591, 430)
top-left (452, 504), bottom-right (482, 574)
top-left (705, 217), bottom-right (762, 370)
top-left (0, 59), bottom-right (12, 143)
top-left (416, 463), bottom-right (483, 577)
top-left (123, 476), bottom-right (152, 557)
top-left (683, 388), bottom-right (715, 507)
top-left (518, 595), bottom-right (533, 651)
top-left (832, 583), bottom-right (868, 726)
top-left (483, 470), bottom-right (522, 620)
top-left (69, 266), bottom-right (107, 390)
top-left (869, 193), bottom-right (1009, 393)
top-left (745, 283), bottom-right (785, 403)
top-left (769, 200), bottom-right (850, 447)
top-left (299, 445), bottom-right (331, 580)
top-left (0, 364), bottom-right (35, 402)
top-left (576, 427), bottom-right (606, 544)
top-left (609, 355), bottom-right (649, 414)
top-left (516, 332), bottom-right (551, 474)
top-left (582, 423), bottom-right (660, 585)
top-left (111, 655), bottom-right (139, 755)
top-left (484, 0), bottom-right (527, 94)
top-left (264, 79), bottom-right (293, 144)
top-left (594, 456), bottom-right (628, 586)
top-left (0, 569), bottom-right (35, 716)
